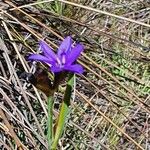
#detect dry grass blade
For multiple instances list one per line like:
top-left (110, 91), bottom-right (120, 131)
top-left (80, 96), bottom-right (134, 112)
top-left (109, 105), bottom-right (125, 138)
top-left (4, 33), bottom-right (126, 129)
top-left (58, 0), bottom-right (150, 28)
top-left (0, 107), bottom-right (27, 150)
top-left (76, 90), bottom-right (144, 150)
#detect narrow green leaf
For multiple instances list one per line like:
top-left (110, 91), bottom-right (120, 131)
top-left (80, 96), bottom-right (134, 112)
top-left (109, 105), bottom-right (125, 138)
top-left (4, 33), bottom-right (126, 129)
top-left (52, 74), bottom-right (74, 149)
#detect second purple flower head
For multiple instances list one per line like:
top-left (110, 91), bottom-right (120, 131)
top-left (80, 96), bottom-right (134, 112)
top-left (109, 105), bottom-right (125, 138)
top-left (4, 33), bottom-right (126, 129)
top-left (28, 36), bottom-right (84, 74)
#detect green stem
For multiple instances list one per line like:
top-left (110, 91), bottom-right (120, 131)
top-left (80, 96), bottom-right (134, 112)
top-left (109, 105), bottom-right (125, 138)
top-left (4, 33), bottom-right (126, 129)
top-left (47, 95), bottom-right (54, 149)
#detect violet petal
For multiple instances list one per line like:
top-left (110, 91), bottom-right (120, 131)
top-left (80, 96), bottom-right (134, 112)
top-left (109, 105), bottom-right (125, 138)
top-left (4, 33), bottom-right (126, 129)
top-left (57, 36), bottom-right (72, 56)
top-left (28, 54), bottom-right (52, 63)
top-left (51, 66), bottom-right (63, 73)
top-left (40, 40), bottom-right (57, 61)
top-left (64, 64), bottom-right (84, 74)
top-left (66, 44), bottom-right (84, 65)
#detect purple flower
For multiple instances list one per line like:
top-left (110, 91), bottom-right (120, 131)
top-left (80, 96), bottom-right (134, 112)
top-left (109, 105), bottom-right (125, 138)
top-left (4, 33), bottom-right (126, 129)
top-left (28, 36), bottom-right (84, 74)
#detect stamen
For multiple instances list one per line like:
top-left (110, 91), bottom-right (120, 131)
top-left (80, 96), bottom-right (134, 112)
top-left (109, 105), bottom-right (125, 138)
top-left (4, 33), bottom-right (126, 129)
top-left (56, 57), bottom-right (61, 65)
top-left (62, 55), bottom-right (66, 64)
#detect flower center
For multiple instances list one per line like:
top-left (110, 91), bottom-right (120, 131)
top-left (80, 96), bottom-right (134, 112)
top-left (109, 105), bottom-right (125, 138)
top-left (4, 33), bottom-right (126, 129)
top-left (56, 53), bottom-right (66, 68)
